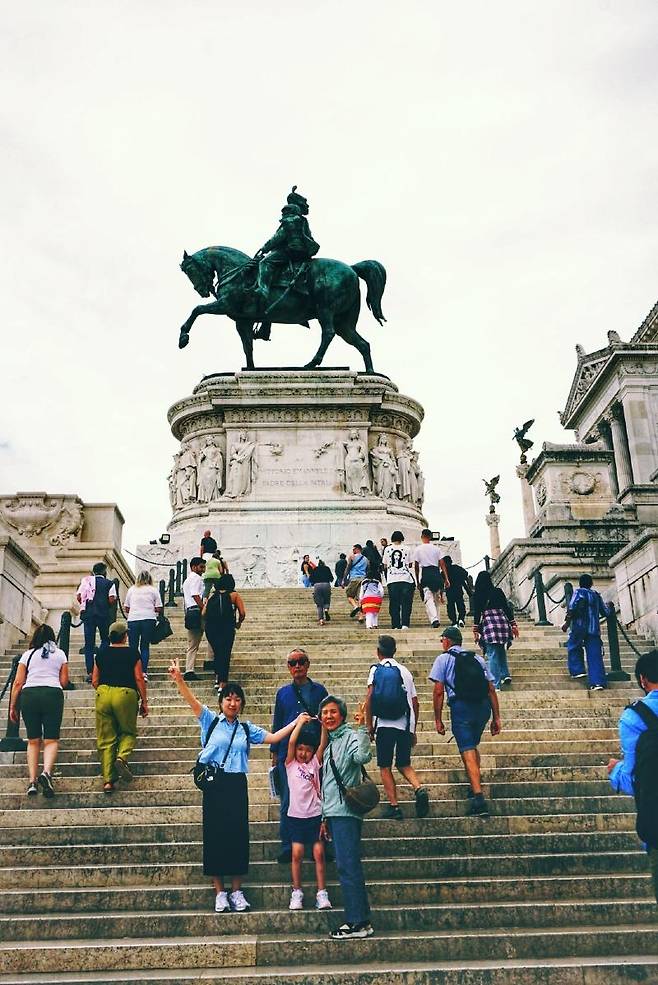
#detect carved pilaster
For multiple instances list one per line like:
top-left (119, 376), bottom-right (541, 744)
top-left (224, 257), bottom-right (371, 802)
top-left (606, 405), bottom-right (634, 492)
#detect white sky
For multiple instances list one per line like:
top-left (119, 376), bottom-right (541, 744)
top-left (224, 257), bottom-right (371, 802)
top-left (2, 1), bottom-right (657, 569)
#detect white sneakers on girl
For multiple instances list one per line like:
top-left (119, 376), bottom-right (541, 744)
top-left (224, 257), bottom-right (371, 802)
top-left (289, 888), bottom-right (304, 910)
top-left (229, 890), bottom-right (251, 911)
top-left (315, 889), bottom-right (332, 910)
top-left (214, 891), bottom-right (229, 912)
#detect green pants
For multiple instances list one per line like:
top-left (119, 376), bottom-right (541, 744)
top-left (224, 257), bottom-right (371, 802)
top-left (650, 848), bottom-right (658, 906)
top-left (95, 685), bottom-right (139, 782)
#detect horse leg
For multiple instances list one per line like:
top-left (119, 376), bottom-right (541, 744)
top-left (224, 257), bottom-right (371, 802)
top-left (179, 301), bottom-right (224, 349)
top-left (304, 313), bottom-right (335, 368)
top-left (236, 319), bottom-right (255, 369)
top-left (334, 299), bottom-right (374, 373)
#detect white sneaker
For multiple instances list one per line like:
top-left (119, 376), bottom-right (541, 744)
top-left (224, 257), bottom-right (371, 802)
top-left (458, 620), bottom-right (465, 629)
top-left (315, 889), bottom-right (332, 910)
top-left (401, 625), bottom-right (409, 630)
top-left (214, 891), bottom-right (229, 912)
top-left (289, 888), bottom-right (304, 910)
top-left (229, 890), bottom-right (251, 912)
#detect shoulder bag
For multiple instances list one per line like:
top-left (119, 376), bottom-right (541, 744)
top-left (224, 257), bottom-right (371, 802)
top-left (152, 614), bottom-right (174, 645)
top-left (327, 743), bottom-right (380, 816)
top-left (192, 718), bottom-right (250, 791)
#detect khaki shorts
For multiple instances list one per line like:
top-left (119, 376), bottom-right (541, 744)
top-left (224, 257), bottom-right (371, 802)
top-left (345, 578), bottom-right (363, 600)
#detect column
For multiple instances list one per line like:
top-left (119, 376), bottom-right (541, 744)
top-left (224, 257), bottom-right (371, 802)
top-left (517, 464), bottom-right (535, 536)
top-left (485, 512), bottom-right (501, 560)
top-left (621, 388), bottom-right (658, 485)
top-left (607, 405), bottom-right (634, 491)
top-left (598, 419), bottom-right (619, 498)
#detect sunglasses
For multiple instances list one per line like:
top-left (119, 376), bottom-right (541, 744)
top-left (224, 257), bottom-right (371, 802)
top-left (288, 658), bottom-right (309, 668)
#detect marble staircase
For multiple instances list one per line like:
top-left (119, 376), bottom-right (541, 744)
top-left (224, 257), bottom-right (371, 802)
top-left (0, 588), bottom-right (656, 984)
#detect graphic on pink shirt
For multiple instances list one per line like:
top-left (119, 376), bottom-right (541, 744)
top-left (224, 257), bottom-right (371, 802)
top-left (286, 754), bottom-right (321, 818)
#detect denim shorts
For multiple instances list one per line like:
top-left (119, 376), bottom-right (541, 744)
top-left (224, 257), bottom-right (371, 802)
top-left (287, 814), bottom-right (322, 846)
top-left (449, 698), bottom-right (491, 752)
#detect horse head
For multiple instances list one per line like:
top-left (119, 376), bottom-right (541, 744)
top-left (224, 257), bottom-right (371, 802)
top-left (181, 249), bottom-right (214, 298)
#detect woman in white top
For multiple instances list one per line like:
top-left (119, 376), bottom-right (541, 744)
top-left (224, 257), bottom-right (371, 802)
top-left (10, 624), bottom-right (69, 797)
top-left (124, 572), bottom-right (163, 678)
top-left (382, 531), bottom-right (416, 630)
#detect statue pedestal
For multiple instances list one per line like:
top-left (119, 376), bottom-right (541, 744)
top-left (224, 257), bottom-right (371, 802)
top-left (138, 370), bottom-right (444, 587)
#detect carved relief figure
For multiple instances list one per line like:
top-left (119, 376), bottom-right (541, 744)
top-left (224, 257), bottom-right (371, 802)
top-left (225, 431), bottom-right (257, 498)
top-left (411, 450), bottom-right (425, 507)
top-left (397, 438), bottom-right (414, 501)
top-left (370, 434), bottom-right (398, 499)
top-left (197, 439), bottom-right (224, 503)
top-left (49, 502), bottom-right (84, 546)
top-left (167, 469), bottom-right (177, 510)
top-left (342, 430), bottom-right (370, 496)
top-left (178, 444), bottom-right (198, 504)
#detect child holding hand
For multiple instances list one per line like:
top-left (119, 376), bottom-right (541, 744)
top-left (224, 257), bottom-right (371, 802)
top-left (285, 712), bottom-right (331, 911)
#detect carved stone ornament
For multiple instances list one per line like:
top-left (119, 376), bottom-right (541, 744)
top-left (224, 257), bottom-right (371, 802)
top-left (0, 494), bottom-right (84, 546)
top-left (569, 471), bottom-right (597, 496)
top-left (535, 481), bottom-right (547, 508)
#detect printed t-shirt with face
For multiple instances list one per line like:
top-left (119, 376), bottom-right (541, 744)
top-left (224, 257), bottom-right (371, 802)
top-left (382, 543), bottom-right (415, 584)
top-left (366, 658), bottom-right (417, 730)
top-left (286, 753), bottom-right (322, 818)
top-left (19, 643), bottom-right (67, 689)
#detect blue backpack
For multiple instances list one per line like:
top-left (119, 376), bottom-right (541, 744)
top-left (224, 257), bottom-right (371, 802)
top-left (371, 661), bottom-right (410, 726)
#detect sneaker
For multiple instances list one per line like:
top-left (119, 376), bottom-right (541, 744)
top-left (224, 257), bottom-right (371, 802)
top-left (466, 793), bottom-right (490, 817)
top-left (382, 804), bottom-right (403, 820)
top-left (330, 921), bottom-right (373, 940)
top-left (277, 848), bottom-right (292, 864)
top-left (414, 786), bottom-right (430, 818)
top-left (401, 625), bottom-right (410, 630)
top-left (431, 620), bottom-right (440, 629)
top-left (324, 611), bottom-right (331, 622)
top-left (115, 758), bottom-right (133, 783)
top-left (289, 888), bottom-right (304, 911)
top-left (502, 676), bottom-right (512, 686)
top-left (458, 620), bottom-right (465, 629)
top-left (26, 782), bottom-right (38, 796)
top-left (590, 684), bottom-right (605, 691)
top-left (215, 891), bottom-right (230, 912)
top-left (571, 673), bottom-right (587, 680)
top-left (37, 772), bottom-right (55, 799)
top-left (315, 889), bottom-right (332, 910)
top-left (229, 890), bottom-right (251, 912)
top-left (85, 674), bottom-right (92, 684)
top-left (142, 673), bottom-right (149, 682)
top-left (183, 671), bottom-right (200, 681)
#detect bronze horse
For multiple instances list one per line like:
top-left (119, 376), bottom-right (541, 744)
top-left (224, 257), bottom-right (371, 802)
top-left (179, 246), bottom-right (386, 373)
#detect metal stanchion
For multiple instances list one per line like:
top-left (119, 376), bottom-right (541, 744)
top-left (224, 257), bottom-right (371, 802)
top-left (0, 657), bottom-right (27, 752)
top-left (606, 605), bottom-right (631, 681)
top-left (174, 561), bottom-right (183, 598)
top-left (484, 555), bottom-right (491, 572)
top-left (166, 569), bottom-right (176, 607)
top-left (534, 571), bottom-right (551, 626)
top-left (159, 579), bottom-right (166, 607)
top-left (182, 558), bottom-right (188, 586)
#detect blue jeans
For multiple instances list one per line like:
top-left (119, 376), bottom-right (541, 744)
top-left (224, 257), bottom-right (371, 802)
top-left (128, 619), bottom-right (155, 672)
top-left (567, 634), bottom-right (606, 687)
top-left (278, 759), bottom-right (292, 852)
top-left (327, 816), bottom-right (370, 926)
top-left (83, 612), bottom-right (110, 674)
top-left (485, 642), bottom-right (510, 688)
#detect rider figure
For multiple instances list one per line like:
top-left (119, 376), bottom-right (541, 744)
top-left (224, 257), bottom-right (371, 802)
top-left (253, 186), bottom-right (320, 307)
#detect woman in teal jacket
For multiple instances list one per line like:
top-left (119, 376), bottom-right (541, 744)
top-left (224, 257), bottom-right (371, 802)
top-left (319, 694), bottom-right (373, 940)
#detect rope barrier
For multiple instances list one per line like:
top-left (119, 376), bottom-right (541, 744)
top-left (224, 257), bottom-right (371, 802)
top-left (464, 556), bottom-right (486, 571)
top-left (615, 617), bottom-right (645, 659)
top-left (123, 549), bottom-right (177, 567)
top-left (0, 662), bottom-right (15, 703)
top-left (544, 585), bottom-right (565, 605)
top-left (515, 585), bottom-right (537, 613)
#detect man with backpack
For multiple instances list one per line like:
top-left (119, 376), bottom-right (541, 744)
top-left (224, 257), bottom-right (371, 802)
top-left (364, 635), bottom-right (429, 819)
top-left (561, 573), bottom-right (610, 690)
top-left (607, 649), bottom-right (658, 904)
top-left (429, 625), bottom-right (501, 817)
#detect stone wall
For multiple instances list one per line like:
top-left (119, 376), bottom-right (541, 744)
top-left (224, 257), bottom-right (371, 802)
top-left (610, 528), bottom-right (658, 642)
top-left (0, 538), bottom-right (41, 653)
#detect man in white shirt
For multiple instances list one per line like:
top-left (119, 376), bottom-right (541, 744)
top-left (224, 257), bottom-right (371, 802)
top-left (182, 557), bottom-right (206, 680)
top-left (413, 529), bottom-right (449, 629)
top-left (364, 635), bottom-right (429, 819)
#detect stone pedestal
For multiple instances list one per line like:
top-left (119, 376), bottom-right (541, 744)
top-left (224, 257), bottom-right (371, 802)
top-left (138, 370), bottom-right (445, 587)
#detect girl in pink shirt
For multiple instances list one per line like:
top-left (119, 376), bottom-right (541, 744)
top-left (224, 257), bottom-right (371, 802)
top-left (285, 713), bottom-right (331, 911)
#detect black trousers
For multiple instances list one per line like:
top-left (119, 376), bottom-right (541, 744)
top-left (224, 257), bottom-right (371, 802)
top-left (206, 627), bottom-right (236, 682)
top-left (447, 589), bottom-right (466, 624)
top-left (388, 581), bottom-right (414, 629)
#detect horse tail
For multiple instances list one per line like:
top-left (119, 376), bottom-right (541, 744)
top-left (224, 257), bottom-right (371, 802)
top-left (352, 261), bottom-right (387, 325)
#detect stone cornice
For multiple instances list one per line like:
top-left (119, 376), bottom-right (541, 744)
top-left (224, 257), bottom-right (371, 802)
top-left (560, 343), bottom-right (658, 428)
top-left (525, 441), bottom-right (613, 483)
top-left (631, 300), bottom-right (658, 344)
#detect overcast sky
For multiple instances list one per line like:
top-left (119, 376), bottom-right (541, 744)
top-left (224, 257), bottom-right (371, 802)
top-left (2, 1), bottom-right (657, 570)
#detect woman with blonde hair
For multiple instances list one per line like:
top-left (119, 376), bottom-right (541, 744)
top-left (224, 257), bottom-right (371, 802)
top-left (124, 571), bottom-right (162, 678)
top-left (10, 624), bottom-right (69, 797)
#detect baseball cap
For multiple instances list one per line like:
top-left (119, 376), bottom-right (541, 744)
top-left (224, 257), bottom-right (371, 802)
top-left (441, 625), bottom-right (462, 645)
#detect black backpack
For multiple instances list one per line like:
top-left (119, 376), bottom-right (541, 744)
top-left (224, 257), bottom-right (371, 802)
top-left (452, 648), bottom-right (489, 702)
top-left (630, 700), bottom-right (658, 848)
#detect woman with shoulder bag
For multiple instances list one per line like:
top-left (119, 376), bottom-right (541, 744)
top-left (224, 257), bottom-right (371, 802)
top-left (203, 574), bottom-right (245, 692)
top-left (168, 658), bottom-right (306, 913)
top-left (124, 571), bottom-right (162, 680)
top-left (10, 624), bottom-right (69, 797)
top-left (319, 695), bottom-right (374, 940)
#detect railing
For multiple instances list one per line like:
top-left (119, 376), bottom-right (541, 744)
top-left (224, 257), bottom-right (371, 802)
top-left (0, 655), bottom-right (26, 751)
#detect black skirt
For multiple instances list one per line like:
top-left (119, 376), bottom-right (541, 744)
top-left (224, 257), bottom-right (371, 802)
top-left (202, 771), bottom-right (249, 877)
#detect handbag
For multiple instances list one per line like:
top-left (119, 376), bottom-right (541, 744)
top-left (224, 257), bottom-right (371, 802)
top-left (151, 615), bottom-right (173, 645)
top-left (192, 718), bottom-right (250, 791)
top-left (184, 606), bottom-right (202, 632)
top-left (327, 744), bottom-right (380, 816)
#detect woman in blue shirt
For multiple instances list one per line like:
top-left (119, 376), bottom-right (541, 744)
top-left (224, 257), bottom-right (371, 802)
top-left (169, 658), bottom-right (307, 914)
